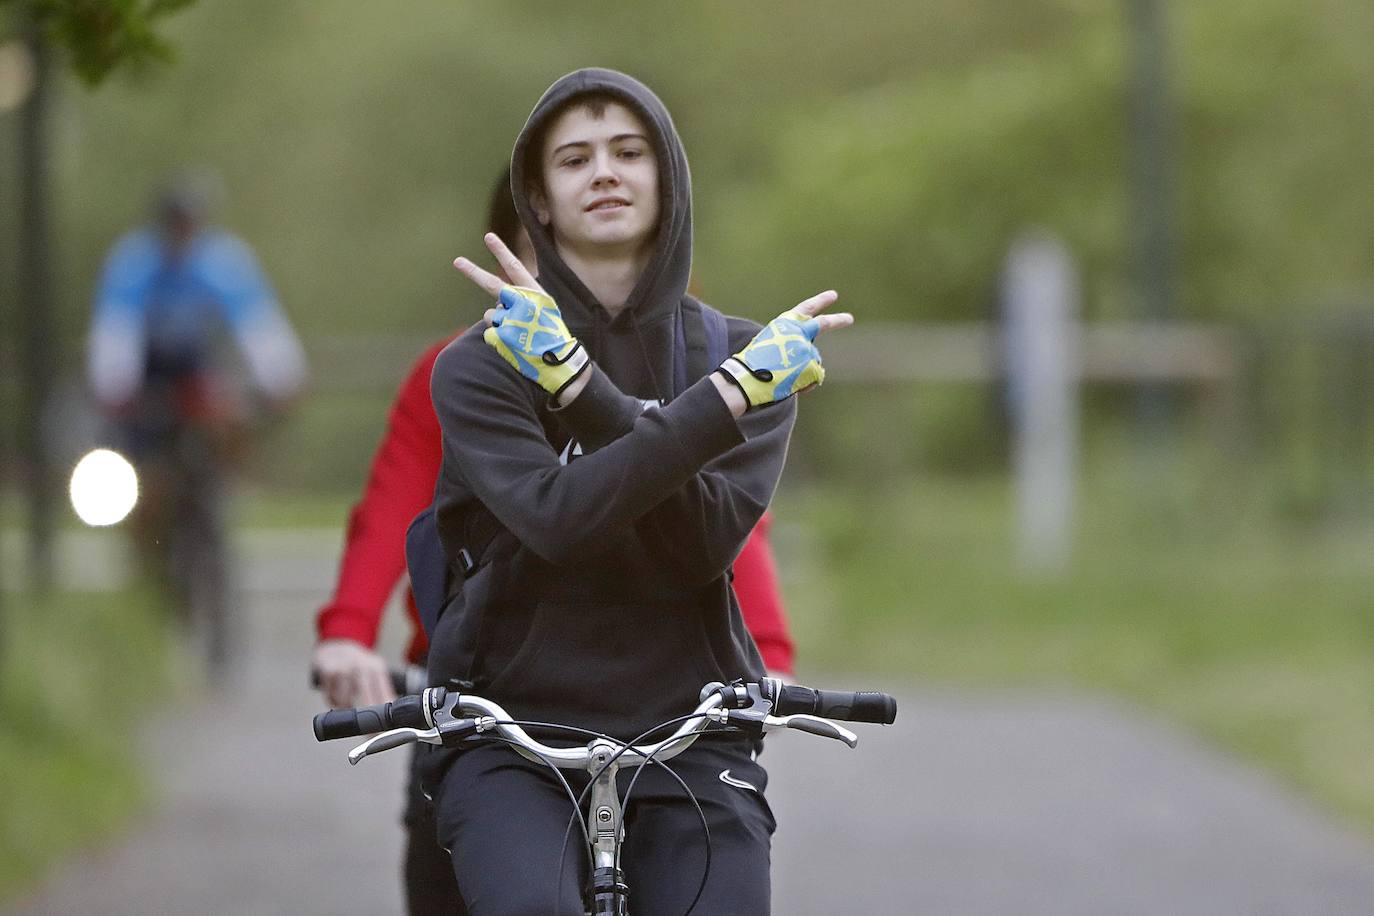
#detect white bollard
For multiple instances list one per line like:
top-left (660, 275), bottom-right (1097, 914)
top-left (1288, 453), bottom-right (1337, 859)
top-left (1002, 230), bottom-right (1080, 573)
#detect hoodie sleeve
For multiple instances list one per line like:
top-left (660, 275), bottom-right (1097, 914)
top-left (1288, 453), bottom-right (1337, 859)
top-left (554, 344), bottom-right (799, 646)
top-left (547, 366), bottom-right (645, 450)
top-left (630, 395), bottom-right (794, 585)
top-left (432, 330), bottom-right (792, 569)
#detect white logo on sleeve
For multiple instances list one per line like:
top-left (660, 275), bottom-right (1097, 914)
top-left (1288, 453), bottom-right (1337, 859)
top-left (558, 438), bottom-right (584, 466)
top-left (718, 769), bottom-right (758, 793)
top-left (559, 398), bottom-right (664, 466)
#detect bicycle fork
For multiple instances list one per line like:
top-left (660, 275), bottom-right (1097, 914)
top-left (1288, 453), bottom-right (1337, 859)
top-left (587, 742), bottom-right (629, 915)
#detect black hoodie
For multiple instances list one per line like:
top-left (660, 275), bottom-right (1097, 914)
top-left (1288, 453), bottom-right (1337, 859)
top-left (426, 69), bottom-right (797, 742)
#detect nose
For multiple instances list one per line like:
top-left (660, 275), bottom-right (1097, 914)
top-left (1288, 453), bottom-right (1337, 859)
top-left (590, 148), bottom-right (620, 188)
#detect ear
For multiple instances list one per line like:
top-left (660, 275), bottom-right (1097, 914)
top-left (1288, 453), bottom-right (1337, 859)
top-left (528, 183), bottom-right (551, 226)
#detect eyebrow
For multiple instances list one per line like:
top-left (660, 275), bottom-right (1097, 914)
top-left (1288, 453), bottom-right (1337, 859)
top-left (551, 134), bottom-right (650, 158)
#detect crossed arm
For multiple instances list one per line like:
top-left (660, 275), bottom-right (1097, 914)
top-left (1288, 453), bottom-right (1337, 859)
top-left (432, 331), bottom-right (785, 569)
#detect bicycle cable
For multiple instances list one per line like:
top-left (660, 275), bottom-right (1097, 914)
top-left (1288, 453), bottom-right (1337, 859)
top-left (482, 732), bottom-right (593, 908)
top-left (616, 716), bottom-right (718, 916)
top-left (562, 710), bottom-right (719, 916)
top-left (551, 715), bottom-right (709, 916)
top-left (479, 718), bottom-right (640, 912)
top-left (521, 709), bottom-right (717, 916)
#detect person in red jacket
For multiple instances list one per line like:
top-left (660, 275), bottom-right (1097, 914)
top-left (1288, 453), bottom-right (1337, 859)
top-left (311, 168), bottom-right (796, 916)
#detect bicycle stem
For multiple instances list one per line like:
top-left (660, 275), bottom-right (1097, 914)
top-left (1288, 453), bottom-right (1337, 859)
top-left (587, 741), bottom-right (630, 913)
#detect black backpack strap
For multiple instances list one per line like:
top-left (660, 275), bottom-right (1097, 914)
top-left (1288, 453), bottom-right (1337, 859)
top-left (405, 503), bottom-right (509, 638)
top-left (676, 298), bottom-right (702, 397)
top-left (405, 506), bottom-right (448, 638)
top-left (679, 296), bottom-right (731, 395)
top-left (701, 302), bottom-right (730, 368)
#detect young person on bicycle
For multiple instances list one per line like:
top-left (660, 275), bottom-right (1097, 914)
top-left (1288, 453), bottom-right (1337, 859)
top-left (88, 172), bottom-right (308, 672)
top-left (311, 168), bottom-right (797, 916)
top-left (423, 69), bottom-right (850, 915)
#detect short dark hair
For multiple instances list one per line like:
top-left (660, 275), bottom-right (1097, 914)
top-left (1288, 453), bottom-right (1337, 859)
top-left (485, 165), bottom-right (520, 241)
top-left (565, 91), bottom-right (614, 121)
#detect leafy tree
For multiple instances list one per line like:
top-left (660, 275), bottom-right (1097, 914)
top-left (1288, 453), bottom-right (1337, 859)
top-left (0, 0), bottom-right (195, 84)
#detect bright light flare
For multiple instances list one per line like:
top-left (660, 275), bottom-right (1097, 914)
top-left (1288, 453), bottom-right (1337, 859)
top-left (69, 448), bottom-right (140, 527)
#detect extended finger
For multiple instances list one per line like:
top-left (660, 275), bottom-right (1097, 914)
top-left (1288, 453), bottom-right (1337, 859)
top-left (812, 312), bottom-right (855, 336)
top-left (484, 233), bottom-right (540, 290)
top-left (791, 289), bottom-right (839, 318)
top-left (453, 256), bottom-right (506, 298)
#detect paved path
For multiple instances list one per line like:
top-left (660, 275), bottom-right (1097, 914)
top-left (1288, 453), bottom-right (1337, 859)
top-left (10, 531), bottom-right (1374, 915)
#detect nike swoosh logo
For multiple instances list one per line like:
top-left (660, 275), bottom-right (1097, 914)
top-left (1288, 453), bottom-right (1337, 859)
top-left (559, 399), bottom-right (660, 466)
top-left (719, 769), bottom-right (757, 792)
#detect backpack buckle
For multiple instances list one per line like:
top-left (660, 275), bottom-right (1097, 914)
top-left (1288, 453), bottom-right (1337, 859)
top-left (456, 547), bottom-right (478, 579)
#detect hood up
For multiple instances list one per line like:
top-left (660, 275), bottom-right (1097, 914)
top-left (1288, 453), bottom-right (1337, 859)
top-left (509, 68), bottom-right (693, 334)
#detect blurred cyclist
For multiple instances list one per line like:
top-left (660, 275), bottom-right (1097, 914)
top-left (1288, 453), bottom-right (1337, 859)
top-left (87, 171), bottom-right (308, 673)
top-left (311, 167), bottom-right (796, 916)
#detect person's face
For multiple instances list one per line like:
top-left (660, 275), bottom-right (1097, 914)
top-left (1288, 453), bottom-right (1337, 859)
top-left (162, 208), bottom-right (199, 251)
top-left (533, 101), bottom-right (660, 259)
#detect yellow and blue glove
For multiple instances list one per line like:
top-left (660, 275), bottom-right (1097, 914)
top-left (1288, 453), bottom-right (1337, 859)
top-left (483, 286), bottom-right (590, 399)
top-left (716, 308), bottom-right (826, 410)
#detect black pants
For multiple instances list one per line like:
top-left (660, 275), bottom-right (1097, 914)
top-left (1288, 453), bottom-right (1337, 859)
top-left (405, 746), bottom-right (468, 915)
top-left (427, 737), bottom-right (775, 916)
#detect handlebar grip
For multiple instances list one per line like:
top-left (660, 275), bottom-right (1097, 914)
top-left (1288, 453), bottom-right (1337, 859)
top-left (312, 694), bottom-right (431, 741)
top-left (314, 706), bottom-right (387, 741)
top-left (774, 685), bottom-right (897, 724)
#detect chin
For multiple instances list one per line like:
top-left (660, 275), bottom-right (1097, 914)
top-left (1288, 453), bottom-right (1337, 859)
top-left (583, 224), bottom-right (651, 249)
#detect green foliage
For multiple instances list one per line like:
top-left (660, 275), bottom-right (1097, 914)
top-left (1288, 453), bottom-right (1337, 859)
top-left (1175, 0), bottom-right (1374, 316)
top-left (0, 584), bottom-right (171, 899)
top-left (1, 0), bottom-right (197, 84)
top-left (709, 0), bottom-right (1374, 325)
top-left (706, 16), bottom-right (1130, 322)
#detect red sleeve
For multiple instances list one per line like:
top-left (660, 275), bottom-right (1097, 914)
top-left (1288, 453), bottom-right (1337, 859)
top-left (314, 337), bottom-right (452, 662)
top-left (732, 512), bottom-right (795, 676)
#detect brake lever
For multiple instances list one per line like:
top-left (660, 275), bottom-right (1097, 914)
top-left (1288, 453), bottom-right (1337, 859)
top-left (765, 714), bottom-right (859, 748)
top-left (347, 727), bottom-right (439, 765)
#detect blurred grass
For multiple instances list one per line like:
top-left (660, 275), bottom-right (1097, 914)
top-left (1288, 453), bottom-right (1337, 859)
top-left (773, 434), bottom-right (1374, 832)
top-left (0, 585), bottom-right (171, 901)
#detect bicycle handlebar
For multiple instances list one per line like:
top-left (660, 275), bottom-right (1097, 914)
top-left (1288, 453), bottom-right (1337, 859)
top-left (312, 678), bottom-right (896, 916)
top-left (426, 691), bottom-right (722, 768)
top-left (313, 678), bottom-right (897, 766)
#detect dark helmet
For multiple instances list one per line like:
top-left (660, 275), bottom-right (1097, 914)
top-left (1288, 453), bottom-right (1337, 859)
top-left (153, 169), bottom-right (222, 227)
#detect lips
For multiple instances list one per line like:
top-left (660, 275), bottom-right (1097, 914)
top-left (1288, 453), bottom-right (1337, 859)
top-left (585, 197), bottom-right (630, 212)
